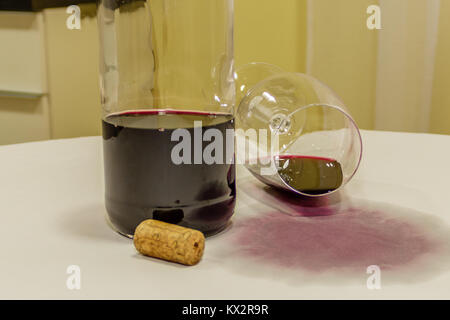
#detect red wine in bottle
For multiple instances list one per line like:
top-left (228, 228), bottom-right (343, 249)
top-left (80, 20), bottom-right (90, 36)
top-left (276, 155), bottom-right (343, 195)
top-left (102, 110), bottom-right (236, 236)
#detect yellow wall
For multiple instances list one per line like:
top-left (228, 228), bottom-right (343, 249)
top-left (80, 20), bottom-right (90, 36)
top-left (307, 0), bottom-right (379, 130)
top-left (430, 0), bottom-right (450, 135)
top-left (235, 0), bottom-right (307, 73)
top-left (43, 4), bottom-right (101, 139)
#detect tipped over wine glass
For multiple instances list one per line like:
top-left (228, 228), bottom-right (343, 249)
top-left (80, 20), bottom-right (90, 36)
top-left (234, 63), bottom-right (363, 197)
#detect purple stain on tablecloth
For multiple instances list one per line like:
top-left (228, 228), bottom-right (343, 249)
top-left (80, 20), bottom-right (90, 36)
top-left (232, 207), bottom-right (440, 272)
top-left (207, 175), bottom-right (450, 284)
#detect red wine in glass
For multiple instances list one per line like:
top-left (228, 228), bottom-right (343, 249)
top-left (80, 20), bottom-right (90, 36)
top-left (102, 110), bottom-right (236, 237)
top-left (276, 155), bottom-right (343, 195)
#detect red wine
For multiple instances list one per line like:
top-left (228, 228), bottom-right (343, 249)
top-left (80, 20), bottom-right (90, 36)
top-left (102, 110), bottom-right (236, 236)
top-left (276, 155), bottom-right (343, 195)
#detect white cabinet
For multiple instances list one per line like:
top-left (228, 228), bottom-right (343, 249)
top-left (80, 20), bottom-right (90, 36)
top-left (0, 11), bottom-right (50, 145)
top-left (0, 6), bottom-right (101, 145)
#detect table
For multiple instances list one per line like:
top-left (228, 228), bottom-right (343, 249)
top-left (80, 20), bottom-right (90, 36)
top-left (1, 130), bottom-right (449, 299)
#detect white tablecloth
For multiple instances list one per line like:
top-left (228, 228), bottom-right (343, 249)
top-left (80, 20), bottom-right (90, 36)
top-left (1, 130), bottom-right (449, 299)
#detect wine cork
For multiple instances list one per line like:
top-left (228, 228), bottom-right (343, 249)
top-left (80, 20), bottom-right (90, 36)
top-left (134, 219), bottom-right (205, 266)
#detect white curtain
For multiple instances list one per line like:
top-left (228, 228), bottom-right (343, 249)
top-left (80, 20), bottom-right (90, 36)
top-left (306, 0), bottom-right (446, 133)
top-left (375, 0), bottom-right (441, 132)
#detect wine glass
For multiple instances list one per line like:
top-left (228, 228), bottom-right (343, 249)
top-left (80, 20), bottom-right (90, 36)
top-left (235, 62), bottom-right (285, 103)
top-left (235, 70), bottom-right (363, 197)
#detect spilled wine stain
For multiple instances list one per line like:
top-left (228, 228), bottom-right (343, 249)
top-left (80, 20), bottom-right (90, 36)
top-left (233, 208), bottom-right (438, 272)
top-left (213, 177), bottom-right (450, 283)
